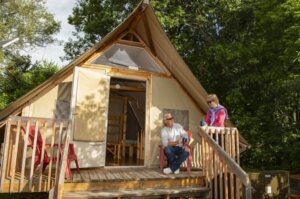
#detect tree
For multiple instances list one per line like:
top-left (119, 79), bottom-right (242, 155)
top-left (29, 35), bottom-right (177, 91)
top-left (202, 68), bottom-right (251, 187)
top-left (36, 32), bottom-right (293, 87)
top-left (63, 0), bottom-right (140, 60)
top-left (0, 0), bottom-right (61, 110)
top-left (64, 0), bottom-right (300, 172)
top-left (0, 53), bottom-right (58, 110)
top-left (0, 0), bottom-right (60, 62)
top-left (223, 0), bottom-right (300, 172)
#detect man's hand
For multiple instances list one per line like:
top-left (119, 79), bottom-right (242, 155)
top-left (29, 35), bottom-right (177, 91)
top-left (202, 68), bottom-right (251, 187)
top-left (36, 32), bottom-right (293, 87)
top-left (183, 145), bottom-right (190, 152)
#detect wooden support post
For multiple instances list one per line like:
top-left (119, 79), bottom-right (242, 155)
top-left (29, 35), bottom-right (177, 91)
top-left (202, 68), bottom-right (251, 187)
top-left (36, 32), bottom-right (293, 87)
top-left (236, 129), bottom-right (241, 199)
top-left (9, 118), bottom-right (21, 192)
top-left (29, 121), bottom-right (39, 191)
top-left (54, 123), bottom-right (63, 185)
top-left (122, 97), bottom-right (128, 158)
top-left (47, 122), bottom-right (57, 191)
top-left (38, 122), bottom-right (48, 191)
top-left (20, 121), bottom-right (30, 191)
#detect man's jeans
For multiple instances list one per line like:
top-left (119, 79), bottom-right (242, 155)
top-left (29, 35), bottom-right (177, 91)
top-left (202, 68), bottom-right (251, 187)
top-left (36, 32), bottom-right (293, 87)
top-left (163, 146), bottom-right (189, 172)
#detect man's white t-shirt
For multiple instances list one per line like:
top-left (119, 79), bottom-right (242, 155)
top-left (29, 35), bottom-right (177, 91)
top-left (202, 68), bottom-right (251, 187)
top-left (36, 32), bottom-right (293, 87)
top-left (161, 123), bottom-right (186, 147)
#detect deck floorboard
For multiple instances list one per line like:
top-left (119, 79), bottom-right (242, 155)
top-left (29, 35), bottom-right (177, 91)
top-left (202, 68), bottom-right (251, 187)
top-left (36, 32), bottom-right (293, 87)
top-left (66, 167), bottom-right (203, 183)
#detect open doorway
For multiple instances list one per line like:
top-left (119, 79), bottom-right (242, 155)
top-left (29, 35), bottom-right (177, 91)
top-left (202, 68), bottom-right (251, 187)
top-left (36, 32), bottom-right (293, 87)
top-left (105, 77), bottom-right (145, 166)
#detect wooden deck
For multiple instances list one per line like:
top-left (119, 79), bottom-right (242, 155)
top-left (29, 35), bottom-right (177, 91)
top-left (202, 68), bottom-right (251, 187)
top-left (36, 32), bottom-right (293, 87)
top-left (2, 171), bottom-right (56, 192)
top-left (63, 167), bottom-right (209, 198)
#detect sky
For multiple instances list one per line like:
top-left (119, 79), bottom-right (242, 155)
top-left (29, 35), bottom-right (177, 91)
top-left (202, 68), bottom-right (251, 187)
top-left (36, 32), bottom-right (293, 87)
top-left (29, 0), bottom-right (77, 67)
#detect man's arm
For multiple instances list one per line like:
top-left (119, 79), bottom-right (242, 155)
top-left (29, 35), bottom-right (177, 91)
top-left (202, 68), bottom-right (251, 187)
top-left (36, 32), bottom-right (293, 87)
top-left (178, 124), bottom-right (189, 147)
top-left (161, 129), bottom-right (169, 147)
top-left (167, 139), bottom-right (182, 147)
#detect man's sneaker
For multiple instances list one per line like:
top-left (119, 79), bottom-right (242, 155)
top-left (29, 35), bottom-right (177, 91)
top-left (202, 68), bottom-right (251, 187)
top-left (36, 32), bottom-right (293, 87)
top-left (163, 167), bottom-right (172, 174)
top-left (174, 169), bottom-right (180, 174)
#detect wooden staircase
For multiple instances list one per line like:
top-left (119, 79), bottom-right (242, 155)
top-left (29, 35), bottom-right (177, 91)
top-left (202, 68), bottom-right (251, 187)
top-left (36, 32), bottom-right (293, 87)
top-left (198, 127), bottom-right (252, 199)
top-left (62, 168), bottom-right (209, 199)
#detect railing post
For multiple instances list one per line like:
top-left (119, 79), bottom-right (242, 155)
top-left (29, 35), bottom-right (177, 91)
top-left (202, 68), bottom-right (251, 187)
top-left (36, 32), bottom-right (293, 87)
top-left (0, 118), bottom-right (12, 191)
top-left (54, 122), bottom-right (71, 199)
top-left (198, 127), bottom-right (252, 199)
top-left (244, 183), bottom-right (252, 199)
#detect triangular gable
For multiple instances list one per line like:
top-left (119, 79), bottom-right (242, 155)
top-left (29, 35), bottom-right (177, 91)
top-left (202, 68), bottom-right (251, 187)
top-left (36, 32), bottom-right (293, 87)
top-left (90, 43), bottom-right (164, 73)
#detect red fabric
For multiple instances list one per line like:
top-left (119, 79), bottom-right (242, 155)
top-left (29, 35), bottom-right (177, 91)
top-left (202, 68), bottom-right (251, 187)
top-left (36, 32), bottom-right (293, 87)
top-left (205, 108), bottom-right (226, 127)
top-left (26, 126), bottom-right (50, 171)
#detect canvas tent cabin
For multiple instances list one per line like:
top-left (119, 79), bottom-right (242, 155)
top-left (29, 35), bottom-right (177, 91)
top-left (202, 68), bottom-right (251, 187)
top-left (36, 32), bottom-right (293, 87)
top-left (0, 1), bottom-right (251, 198)
top-left (0, 1), bottom-right (209, 170)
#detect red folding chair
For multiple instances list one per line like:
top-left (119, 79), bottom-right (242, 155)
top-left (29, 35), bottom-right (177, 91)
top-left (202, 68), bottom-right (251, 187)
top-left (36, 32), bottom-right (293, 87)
top-left (159, 130), bottom-right (193, 175)
top-left (26, 125), bottom-right (51, 172)
top-left (65, 143), bottom-right (80, 179)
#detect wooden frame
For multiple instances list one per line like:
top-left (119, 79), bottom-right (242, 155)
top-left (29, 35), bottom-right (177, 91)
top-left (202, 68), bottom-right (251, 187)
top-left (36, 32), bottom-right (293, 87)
top-left (81, 27), bottom-right (171, 77)
top-left (106, 74), bottom-right (149, 167)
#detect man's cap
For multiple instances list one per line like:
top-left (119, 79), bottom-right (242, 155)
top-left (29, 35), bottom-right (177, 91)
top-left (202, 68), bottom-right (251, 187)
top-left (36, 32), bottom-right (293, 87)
top-left (163, 113), bottom-right (173, 120)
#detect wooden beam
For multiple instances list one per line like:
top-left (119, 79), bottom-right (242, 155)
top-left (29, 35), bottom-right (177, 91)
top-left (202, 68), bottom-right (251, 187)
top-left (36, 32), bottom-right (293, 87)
top-left (63, 177), bottom-right (205, 192)
top-left (107, 65), bottom-right (168, 78)
top-left (144, 76), bottom-right (151, 167)
top-left (110, 85), bottom-right (145, 92)
top-left (117, 40), bottom-right (145, 48)
top-left (63, 187), bottom-right (210, 198)
top-left (130, 30), bottom-right (148, 46)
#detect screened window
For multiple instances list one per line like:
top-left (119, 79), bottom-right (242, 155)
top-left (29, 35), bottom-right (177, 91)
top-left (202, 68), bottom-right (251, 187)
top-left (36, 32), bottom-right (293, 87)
top-left (90, 44), bottom-right (164, 73)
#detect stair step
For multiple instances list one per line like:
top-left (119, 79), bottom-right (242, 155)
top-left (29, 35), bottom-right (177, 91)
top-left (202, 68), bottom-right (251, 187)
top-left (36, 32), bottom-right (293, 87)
top-left (63, 186), bottom-right (210, 199)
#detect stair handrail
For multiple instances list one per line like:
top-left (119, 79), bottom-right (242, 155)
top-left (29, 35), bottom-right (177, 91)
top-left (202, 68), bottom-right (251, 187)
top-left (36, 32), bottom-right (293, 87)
top-left (198, 126), bottom-right (252, 199)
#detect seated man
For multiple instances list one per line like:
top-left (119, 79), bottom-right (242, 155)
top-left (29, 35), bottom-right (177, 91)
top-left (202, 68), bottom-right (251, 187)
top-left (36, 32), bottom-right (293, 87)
top-left (160, 113), bottom-right (189, 174)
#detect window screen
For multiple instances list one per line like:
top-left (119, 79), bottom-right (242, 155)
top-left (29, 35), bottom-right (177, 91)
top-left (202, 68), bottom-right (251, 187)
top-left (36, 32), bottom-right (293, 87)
top-left (55, 82), bottom-right (72, 119)
top-left (90, 44), bottom-right (164, 73)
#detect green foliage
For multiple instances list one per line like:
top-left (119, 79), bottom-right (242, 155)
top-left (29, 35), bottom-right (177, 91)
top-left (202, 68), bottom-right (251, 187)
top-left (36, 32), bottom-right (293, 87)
top-left (0, 0), bottom-right (61, 111)
top-left (65, 0), bottom-right (300, 172)
top-left (217, 0), bottom-right (300, 173)
top-left (0, 0), bottom-right (60, 62)
top-left (0, 54), bottom-right (58, 111)
top-left (63, 0), bottom-right (140, 60)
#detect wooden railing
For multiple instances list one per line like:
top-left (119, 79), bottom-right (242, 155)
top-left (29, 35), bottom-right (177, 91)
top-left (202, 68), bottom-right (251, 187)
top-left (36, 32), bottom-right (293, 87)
top-left (0, 116), bottom-right (70, 199)
top-left (199, 126), bottom-right (252, 199)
